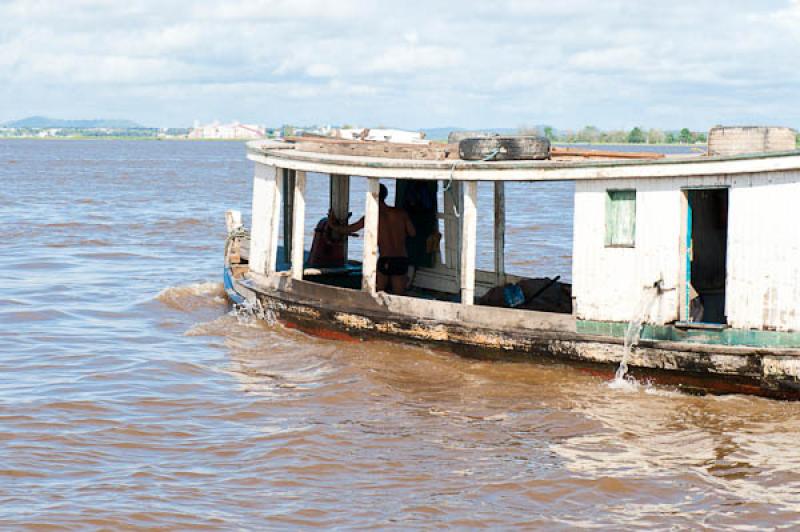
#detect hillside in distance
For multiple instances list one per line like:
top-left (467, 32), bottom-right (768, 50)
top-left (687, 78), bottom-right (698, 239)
top-left (3, 116), bottom-right (144, 129)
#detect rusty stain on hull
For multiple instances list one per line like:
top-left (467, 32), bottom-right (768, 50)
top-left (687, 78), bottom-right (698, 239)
top-left (234, 282), bottom-right (800, 400)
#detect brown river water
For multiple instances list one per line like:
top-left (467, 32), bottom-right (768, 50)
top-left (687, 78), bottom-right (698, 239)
top-left (2, 139), bottom-right (800, 529)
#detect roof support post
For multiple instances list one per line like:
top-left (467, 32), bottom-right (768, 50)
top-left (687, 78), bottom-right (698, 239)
top-left (290, 171), bottom-right (306, 280)
top-left (362, 178), bottom-right (380, 294)
top-left (460, 180), bottom-right (478, 305)
top-left (282, 169), bottom-right (295, 265)
top-left (330, 174), bottom-right (350, 259)
top-left (266, 166), bottom-right (283, 274)
top-left (249, 163), bottom-right (279, 275)
top-left (444, 181), bottom-right (462, 271)
top-left (494, 181), bottom-right (506, 286)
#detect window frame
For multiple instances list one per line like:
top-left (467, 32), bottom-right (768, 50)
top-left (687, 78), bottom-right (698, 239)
top-left (604, 188), bottom-right (637, 248)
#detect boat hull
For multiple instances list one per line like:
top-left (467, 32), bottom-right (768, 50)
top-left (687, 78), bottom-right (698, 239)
top-left (224, 265), bottom-right (800, 400)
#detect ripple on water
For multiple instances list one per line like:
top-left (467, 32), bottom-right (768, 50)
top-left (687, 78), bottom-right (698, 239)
top-left (2, 140), bottom-right (800, 529)
top-left (155, 282), bottom-right (227, 312)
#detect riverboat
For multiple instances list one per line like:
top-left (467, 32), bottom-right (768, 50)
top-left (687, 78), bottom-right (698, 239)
top-left (224, 126), bottom-right (800, 399)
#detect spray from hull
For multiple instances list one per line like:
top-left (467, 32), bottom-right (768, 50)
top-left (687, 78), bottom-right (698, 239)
top-left (611, 280), bottom-right (664, 387)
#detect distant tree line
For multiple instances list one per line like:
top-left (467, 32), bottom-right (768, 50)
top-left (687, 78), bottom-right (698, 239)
top-left (0, 127), bottom-right (191, 139)
top-left (531, 125), bottom-right (708, 145)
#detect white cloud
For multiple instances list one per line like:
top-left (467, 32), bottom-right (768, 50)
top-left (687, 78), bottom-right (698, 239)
top-left (567, 47), bottom-right (646, 72)
top-left (189, 0), bottom-right (366, 21)
top-left (305, 63), bottom-right (339, 78)
top-left (366, 45), bottom-right (464, 73)
top-left (0, 0), bottom-right (798, 129)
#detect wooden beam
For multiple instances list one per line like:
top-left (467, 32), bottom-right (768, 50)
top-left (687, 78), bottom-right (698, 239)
top-left (266, 166), bottom-right (283, 274)
top-left (251, 145), bottom-right (800, 184)
top-left (494, 181), bottom-right (506, 286)
top-left (362, 178), bottom-right (380, 294)
top-left (443, 180), bottom-right (461, 271)
top-left (460, 181), bottom-right (478, 305)
top-left (282, 169), bottom-right (295, 265)
top-left (284, 137), bottom-right (458, 161)
top-left (679, 190), bottom-right (690, 322)
top-left (330, 174), bottom-right (350, 259)
top-left (290, 171), bottom-right (306, 280)
top-left (551, 147), bottom-right (665, 159)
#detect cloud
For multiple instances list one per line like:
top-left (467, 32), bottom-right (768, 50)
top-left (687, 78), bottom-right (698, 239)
top-left (0, 0), bottom-right (798, 129)
top-left (305, 63), bottom-right (339, 78)
top-left (567, 47), bottom-right (646, 72)
top-left (365, 44), bottom-right (464, 73)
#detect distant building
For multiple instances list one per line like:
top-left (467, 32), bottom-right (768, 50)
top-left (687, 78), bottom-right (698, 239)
top-left (305, 125), bottom-right (429, 144)
top-left (189, 121), bottom-right (266, 140)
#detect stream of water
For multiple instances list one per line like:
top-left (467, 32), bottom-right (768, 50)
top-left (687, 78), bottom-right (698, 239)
top-left (611, 283), bottom-right (663, 388)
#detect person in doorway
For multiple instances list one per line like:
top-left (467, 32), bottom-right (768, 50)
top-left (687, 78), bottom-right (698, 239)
top-left (334, 184), bottom-right (416, 295)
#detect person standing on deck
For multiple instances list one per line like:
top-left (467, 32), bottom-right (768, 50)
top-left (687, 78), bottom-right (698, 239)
top-left (333, 184), bottom-right (416, 295)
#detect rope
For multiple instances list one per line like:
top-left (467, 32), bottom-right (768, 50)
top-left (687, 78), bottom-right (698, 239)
top-left (446, 147), bottom-right (500, 288)
top-left (443, 147), bottom-right (502, 218)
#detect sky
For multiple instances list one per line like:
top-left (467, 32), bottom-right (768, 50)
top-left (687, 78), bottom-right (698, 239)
top-left (1, 0), bottom-right (799, 130)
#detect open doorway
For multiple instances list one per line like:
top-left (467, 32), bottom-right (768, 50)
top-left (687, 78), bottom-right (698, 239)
top-left (686, 188), bottom-right (729, 324)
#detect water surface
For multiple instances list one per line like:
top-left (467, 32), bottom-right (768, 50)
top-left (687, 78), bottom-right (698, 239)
top-left (1, 139), bottom-right (798, 529)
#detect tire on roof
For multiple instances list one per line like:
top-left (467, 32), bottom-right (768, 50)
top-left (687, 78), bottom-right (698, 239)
top-left (458, 136), bottom-right (551, 161)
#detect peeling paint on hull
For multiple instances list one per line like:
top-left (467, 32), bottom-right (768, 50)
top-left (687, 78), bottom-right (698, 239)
top-left (222, 272), bottom-right (800, 400)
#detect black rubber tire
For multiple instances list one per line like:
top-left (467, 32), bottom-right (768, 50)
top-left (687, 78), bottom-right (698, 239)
top-left (458, 136), bottom-right (551, 161)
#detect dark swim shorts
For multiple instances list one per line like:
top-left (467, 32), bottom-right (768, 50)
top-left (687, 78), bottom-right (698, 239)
top-left (377, 256), bottom-right (409, 276)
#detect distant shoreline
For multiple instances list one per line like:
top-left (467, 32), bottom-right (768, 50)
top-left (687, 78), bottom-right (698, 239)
top-left (0, 137), bottom-right (707, 148)
top-left (0, 136), bottom-right (250, 142)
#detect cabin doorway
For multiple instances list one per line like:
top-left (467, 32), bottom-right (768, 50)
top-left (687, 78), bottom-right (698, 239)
top-left (685, 188), bottom-right (729, 324)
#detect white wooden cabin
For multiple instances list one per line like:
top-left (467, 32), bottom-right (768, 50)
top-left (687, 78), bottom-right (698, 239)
top-left (574, 168), bottom-right (800, 332)
top-left (242, 128), bottom-right (800, 351)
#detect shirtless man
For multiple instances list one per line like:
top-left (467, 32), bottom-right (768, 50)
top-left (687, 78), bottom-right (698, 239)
top-left (337, 184), bottom-right (416, 295)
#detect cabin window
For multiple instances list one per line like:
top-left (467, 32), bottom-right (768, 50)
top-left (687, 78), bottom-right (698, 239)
top-left (605, 189), bottom-right (636, 247)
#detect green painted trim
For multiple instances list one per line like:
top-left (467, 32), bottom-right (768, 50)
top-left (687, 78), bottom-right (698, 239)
top-left (577, 320), bottom-right (800, 348)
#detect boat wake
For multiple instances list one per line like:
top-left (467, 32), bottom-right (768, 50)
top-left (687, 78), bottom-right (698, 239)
top-left (155, 282), bottom-right (227, 312)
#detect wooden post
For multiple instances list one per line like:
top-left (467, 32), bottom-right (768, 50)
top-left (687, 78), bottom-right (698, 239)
top-left (290, 171), bottom-right (306, 280)
top-left (460, 181), bottom-right (478, 305)
top-left (679, 190), bottom-right (690, 321)
top-left (249, 163), bottom-right (277, 275)
top-left (494, 181), bottom-right (506, 286)
top-left (443, 180), bottom-right (462, 285)
top-left (266, 166), bottom-right (283, 274)
top-left (225, 210), bottom-right (242, 234)
top-left (362, 178), bottom-right (380, 294)
top-left (330, 174), bottom-right (350, 259)
top-left (282, 169), bottom-right (295, 265)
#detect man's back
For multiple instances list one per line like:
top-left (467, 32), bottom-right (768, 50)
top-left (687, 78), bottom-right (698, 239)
top-left (378, 205), bottom-right (415, 257)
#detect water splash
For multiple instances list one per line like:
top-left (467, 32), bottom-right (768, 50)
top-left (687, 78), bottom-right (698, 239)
top-left (230, 297), bottom-right (278, 327)
top-left (611, 282), bottom-right (662, 387)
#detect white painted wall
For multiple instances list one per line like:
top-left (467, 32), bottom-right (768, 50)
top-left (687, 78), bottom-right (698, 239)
top-left (573, 178), bottom-right (683, 325)
top-left (726, 171), bottom-right (800, 331)
top-left (573, 170), bottom-right (800, 331)
top-left (249, 163), bottom-right (276, 275)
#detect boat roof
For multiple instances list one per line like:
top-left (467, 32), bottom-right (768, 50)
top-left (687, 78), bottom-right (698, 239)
top-left (247, 139), bottom-right (800, 182)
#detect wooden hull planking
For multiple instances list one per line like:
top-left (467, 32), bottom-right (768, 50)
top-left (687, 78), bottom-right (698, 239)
top-left (224, 265), bottom-right (800, 400)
